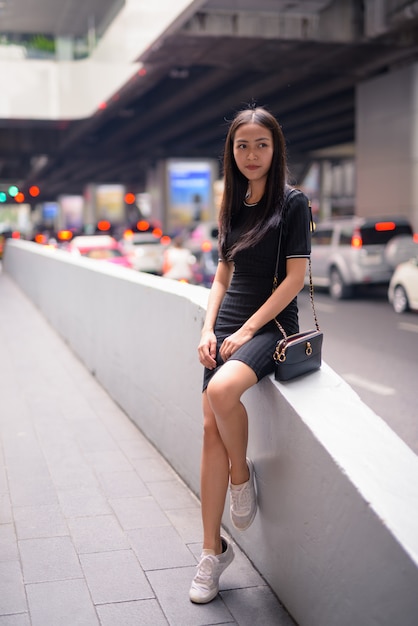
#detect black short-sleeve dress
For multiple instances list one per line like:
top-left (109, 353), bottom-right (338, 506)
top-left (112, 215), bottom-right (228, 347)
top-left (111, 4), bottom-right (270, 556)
top-left (202, 189), bottom-right (311, 391)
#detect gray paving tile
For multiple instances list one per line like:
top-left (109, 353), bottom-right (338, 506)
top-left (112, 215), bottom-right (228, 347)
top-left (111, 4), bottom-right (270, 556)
top-left (99, 410), bottom-right (147, 442)
top-left (221, 586), bottom-right (296, 626)
top-left (7, 474), bottom-right (58, 508)
top-left (117, 436), bottom-right (159, 461)
top-left (26, 579), bottom-right (99, 626)
top-left (13, 504), bottom-right (68, 540)
top-left (128, 526), bottom-right (196, 570)
top-left (69, 419), bottom-right (119, 452)
top-left (96, 599), bottom-right (169, 626)
top-left (97, 470), bottom-right (149, 499)
top-left (0, 494), bottom-right (12, 524)
top-left (84, 449), bottom-right (133, 473)
top-left (80, 549), bottom-right (153, 604)
top-left (165, 507), bottom-right (203, 542)
top-left (46, 454), bottom-right (102, 490)
top-left (68, 514), bottom-right (129, 553)
top-left (132, 456), bottom-right (178, 483)
top-left (57, 486), bottom-right (112, 518)
top-left (109, 495), bottom-right (170, 530)
top-left (59, 401), bottom-right (101, 424)
top-left (19, 536), bottom-right (82, 583)
top-left (146, 479), bottom-right (200, 511)
top-left (147, 565), bottom-right (235, 626)
top-left (0, 561), bottom-right (27, 615)
top-left (0, 614), bottom-right (31, 626)
top-left (0, 465), bottom-right (8, 494)
top-left (0, 524), bottom-right (19, 562)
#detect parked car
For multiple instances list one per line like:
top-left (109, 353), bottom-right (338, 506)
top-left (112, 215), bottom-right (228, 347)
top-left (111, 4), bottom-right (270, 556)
top-left (384, 234), bottom-right (418, 269)
top-left (185, 221), bottom-right (219, 254)
top-left (121, 230), bottom-right (171, 274)
top-left (388, 256), bottom-right (418, 313)
top-left (67, 235), bottom-right (133, 268)
top-left (309, 216), bottom-right (413, 299)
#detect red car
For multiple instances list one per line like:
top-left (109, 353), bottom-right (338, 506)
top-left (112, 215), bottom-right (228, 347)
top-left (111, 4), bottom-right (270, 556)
top-left (67, 235), bottom-right (133, 269)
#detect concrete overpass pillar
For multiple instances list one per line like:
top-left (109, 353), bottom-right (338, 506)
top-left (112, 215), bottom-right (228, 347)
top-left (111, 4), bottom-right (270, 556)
top-left (356, 62), bottom-right (418, 232)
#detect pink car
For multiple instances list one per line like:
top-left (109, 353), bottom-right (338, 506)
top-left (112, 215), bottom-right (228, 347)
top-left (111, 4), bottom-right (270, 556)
top-left (67, 235), bottom-right (133, 269)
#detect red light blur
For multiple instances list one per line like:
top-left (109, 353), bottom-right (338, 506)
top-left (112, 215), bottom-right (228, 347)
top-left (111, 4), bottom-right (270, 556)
top-left (123, 229), bottom-right (134, 240)
top-left (137, 220), bottom-right (150, 231)
top-left (152, 227), bottom-right (163, 238)
top-left (35, 234), bottom-right (47, 244)
top-left (11, 231), bottom-right (20, 239)
top-left (124, 192), bottom-right (136, 205)
top-left (57, 230), bottom-right (73, 241)
top-left (15, 192), bottom-right (25, 203)
top-left (29, 185), bottom-right (40, 197)
top-left (160, 235), bottom-right (171, 245)
top-left (351, 229), bottom-right (362, 248)
top-left (201, 240), bottom-right (212, 252)
top-left (375, 221), bottom-right (395, 231)
top-left (97, 220), bottom-right (111, 231)
top-left (414, 233), bottom-right (418, 243)
top-left (98, 102), bottom-right (107, 110)
top-left (138, 68), bottom-right (147, 76)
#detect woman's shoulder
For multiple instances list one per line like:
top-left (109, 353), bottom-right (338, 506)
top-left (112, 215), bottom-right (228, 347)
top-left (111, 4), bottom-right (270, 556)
top-left (285, 185), bottom-right (308, 204)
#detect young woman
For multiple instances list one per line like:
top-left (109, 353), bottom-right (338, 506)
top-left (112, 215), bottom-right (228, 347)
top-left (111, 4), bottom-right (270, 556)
top-left (189, 106), bottom-right (311, 604)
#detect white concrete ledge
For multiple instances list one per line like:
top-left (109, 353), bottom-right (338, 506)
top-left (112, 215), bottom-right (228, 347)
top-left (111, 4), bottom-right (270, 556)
top-left (4, 240), bottom-right (418, 626)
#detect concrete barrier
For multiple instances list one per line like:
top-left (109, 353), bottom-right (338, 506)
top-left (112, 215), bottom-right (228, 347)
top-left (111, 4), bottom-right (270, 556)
top-left (4, 240), bottom-right (418, 626)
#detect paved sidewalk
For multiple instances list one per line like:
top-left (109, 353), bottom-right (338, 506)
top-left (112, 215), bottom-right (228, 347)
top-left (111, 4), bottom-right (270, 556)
top-left (0, 268), bottom-right (296, 626)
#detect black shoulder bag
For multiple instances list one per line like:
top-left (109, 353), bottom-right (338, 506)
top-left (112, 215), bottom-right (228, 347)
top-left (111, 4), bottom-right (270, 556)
top-left (272, 189), bottom-right (323, 381)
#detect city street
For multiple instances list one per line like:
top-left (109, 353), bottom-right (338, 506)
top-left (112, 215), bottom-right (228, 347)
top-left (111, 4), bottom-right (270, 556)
top-left (298, 286), bottom-right (418, 456)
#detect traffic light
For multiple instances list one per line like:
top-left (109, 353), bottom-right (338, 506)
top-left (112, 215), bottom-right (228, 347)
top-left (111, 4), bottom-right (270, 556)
top-left (29, 185), bottom-right (40, 197)
top-left (8, 185), bottom-right (19, 197)
top-left (0, 192), bottom-right (6, 203)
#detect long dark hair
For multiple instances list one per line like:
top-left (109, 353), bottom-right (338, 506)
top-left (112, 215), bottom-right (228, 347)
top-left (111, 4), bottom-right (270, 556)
top-left (219, 106), bottom-right (288, 259)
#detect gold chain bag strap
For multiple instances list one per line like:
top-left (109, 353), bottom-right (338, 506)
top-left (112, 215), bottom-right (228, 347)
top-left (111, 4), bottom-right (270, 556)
top-left (272, 189), bottom-right (323, 381)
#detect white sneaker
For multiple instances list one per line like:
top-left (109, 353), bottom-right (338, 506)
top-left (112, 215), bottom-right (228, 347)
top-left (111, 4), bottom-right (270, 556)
top-left (230, 458), bottom-right (257, 531)
top-left (189, 537), bottom-right (234, 604)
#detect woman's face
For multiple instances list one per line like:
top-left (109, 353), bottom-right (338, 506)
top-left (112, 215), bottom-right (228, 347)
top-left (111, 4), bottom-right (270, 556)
top-left (232, 122), bottom-right (274, 187)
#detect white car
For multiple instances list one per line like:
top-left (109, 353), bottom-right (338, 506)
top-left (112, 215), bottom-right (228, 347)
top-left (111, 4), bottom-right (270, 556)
top-left (122, 231), bottom-right (170, 274)
top-left (388, 256), bottom-right (418, 313)
top-left (309, 216), bottom-right (413, 299)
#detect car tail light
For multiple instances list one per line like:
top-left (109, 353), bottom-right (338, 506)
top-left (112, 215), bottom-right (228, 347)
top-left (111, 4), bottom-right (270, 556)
top-left (374, 221), bottom-right (396, 231)
top-left (97, 220), bottom-right (111, 231)
top-left (160, 235), bottom-right (171, 245)
top-left (413, 233), bottom-right (418, 243)
top-left (57, 230), bottom-right (73, 241)
top-left (123, 229), bottom-right (134, 240)
top-left (351, 228), bottom-right (362, 248)
top-left (11, 231), bottom-right (20, 239)
top-left (137, 220), bottom-right (150, 231)
top-left (152, 227), bottom-right (163, 238)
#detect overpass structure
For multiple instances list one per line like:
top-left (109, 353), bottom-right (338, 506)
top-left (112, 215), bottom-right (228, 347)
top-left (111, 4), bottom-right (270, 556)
top-left (0, 0), bottom-right (418, 228)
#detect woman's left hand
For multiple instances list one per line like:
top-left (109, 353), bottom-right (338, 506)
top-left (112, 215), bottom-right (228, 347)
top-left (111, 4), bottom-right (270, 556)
top-left (219, 327), bottom-right (253, 362)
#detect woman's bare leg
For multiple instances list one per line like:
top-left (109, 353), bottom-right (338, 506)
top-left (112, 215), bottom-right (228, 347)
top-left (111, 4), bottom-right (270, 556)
top-left (200, 392), bottom-right (229, 554)
top-left (206, 360), bottom-right (257, 486)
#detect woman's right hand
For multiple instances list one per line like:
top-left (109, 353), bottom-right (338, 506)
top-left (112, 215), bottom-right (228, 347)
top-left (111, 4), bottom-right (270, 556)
top-left (198, 330), bottom-right (217, 369)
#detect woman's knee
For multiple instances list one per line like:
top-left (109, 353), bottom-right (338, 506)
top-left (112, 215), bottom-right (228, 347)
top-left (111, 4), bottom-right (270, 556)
top-left (206, 376), bottom-right (237, 415)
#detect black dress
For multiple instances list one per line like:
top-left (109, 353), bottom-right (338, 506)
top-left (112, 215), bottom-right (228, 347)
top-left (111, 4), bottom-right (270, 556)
top-left (202, 190), bottom-right (311, 391)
